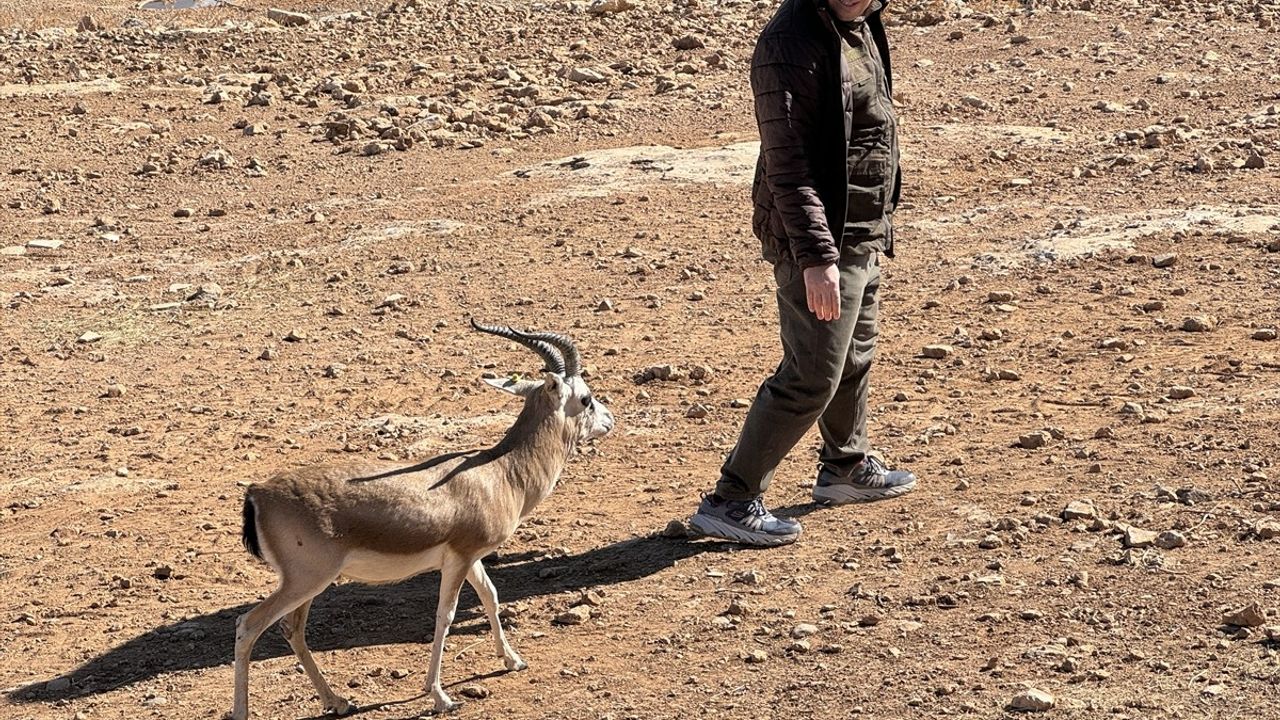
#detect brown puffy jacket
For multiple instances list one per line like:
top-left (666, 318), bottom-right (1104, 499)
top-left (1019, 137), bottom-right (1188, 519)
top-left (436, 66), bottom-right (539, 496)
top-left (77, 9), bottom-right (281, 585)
top-left (751, 0), bottom-right (901, 267)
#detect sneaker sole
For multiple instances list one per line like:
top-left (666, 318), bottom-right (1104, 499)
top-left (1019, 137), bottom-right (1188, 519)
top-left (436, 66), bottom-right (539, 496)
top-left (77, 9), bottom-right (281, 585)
top-left (687, 514), bottom-right (800, 547)
top-left (812, 479), bottom-right (917, 505)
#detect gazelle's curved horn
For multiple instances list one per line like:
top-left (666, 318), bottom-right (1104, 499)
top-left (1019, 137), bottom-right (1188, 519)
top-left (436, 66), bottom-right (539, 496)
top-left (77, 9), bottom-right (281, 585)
top-left (470, 319), bottom-right (566, 376)
top-left (509, 330), bottom-right (581, 377)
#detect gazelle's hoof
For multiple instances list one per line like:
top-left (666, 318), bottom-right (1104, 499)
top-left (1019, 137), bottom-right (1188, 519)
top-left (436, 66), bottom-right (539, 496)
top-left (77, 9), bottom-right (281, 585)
top-left (224, 711), bottom-right (245, 720)
top-left (504, 655), bottom-right (528, 672)
top-left (325, 697), bottom-right (354, 716)
top-left (431, 698), bottom-right (462, 714)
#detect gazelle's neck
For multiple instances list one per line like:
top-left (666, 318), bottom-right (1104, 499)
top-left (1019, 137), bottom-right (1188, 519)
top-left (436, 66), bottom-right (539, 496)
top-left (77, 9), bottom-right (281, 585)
top-left (494, 400), bottom-right (575, 514)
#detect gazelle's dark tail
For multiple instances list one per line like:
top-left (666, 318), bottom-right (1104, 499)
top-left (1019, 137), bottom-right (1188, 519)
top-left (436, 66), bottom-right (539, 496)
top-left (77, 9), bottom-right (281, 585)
top-left (241, 494), bottom-right (263, 561)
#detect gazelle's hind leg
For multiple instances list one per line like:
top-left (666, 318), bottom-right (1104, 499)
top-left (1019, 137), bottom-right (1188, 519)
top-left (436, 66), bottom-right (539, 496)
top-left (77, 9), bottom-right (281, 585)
top-left (229, 569), bottom-right (341, 720)
top-left (280, 599), bottom-right (352, 716)
top-left (466, 560), bottom-right (526, 671)
top-left (425, 553), bottom-right (470, 713)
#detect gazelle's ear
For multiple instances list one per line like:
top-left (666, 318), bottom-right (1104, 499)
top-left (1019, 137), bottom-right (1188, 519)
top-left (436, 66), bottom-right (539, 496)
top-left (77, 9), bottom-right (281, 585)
top-left (482, 376), bottom-right (544, 397)
top-left (541, 372), bottom-right (568, 401)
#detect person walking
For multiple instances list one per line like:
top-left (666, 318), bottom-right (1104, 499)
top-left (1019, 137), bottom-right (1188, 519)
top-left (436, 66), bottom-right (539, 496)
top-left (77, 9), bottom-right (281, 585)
top-left (689, 0), bottom-right (916, 546)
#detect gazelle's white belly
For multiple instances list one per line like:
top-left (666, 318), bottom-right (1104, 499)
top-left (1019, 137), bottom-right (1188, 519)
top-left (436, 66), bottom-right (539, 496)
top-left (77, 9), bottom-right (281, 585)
top-left (340, 545), bottom-right (446, 584)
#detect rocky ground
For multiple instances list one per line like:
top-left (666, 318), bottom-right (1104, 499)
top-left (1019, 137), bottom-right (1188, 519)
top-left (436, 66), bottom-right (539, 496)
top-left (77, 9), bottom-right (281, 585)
top-left (2, 0), bottom-right (1280, 718)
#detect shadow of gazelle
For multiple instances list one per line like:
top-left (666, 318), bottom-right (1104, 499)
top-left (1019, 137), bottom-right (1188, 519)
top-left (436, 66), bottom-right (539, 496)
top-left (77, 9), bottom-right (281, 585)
top-left (6, 535), bottom-right (727, 705)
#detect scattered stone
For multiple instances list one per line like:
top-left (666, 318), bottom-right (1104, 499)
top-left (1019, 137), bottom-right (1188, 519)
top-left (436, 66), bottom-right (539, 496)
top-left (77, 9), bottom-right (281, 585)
top-left (1152, 253), bottom-right (1178, 268)
top-left (27, 239), bottom-right (64, 251)
top-left (105, 384), bottom-right (126, 399)
top-left (77, 331), bottom-right (103, 344)
top-left (1123, 526), bottom-right (1158, 548)
top-left (635, 364), bottom-right (674, 384)
top-left (174, 207), bottom-right (195, 218)
top-left (661, 519), bottom-right (688, 539)
top-left (45, 677), bottom-right (71, 693)
top-left (1176, 487), bottom-right (1211, 505)
top-left (1181, 316), bottom-right (1215, 333)
top-left (259, 347), bottom-right (277, 361)
top-left (187, 284), bottom-right (223, 302)
top-left (553, 605), bottom-right (592, 626)
top-left (283, 329), bottom-right (306, 342)
top-left (1120, 402), bottom-right (1145, 417)
top-left (1018, 431), bottom-right (1051, 450)
top-left (76, 15), bottom-right (100, 33)
top-left (1062, 500), bottom-right (1097, 521)
top-left (587, 0), bottom-right (636, 14)
top-left (197, 149), bottom-right (235, 170)
top-left (673, 34), bottom-right (705, 50)
top-left (153, 565), bottom-right (173, 580)
top-left (1255, 520), bottom-right (1280, 540)
top-left (686, 404), bottom-right (710, 419)
top-left (1155, 530), bottom-right (1188, 550)
top-left (922, 344), bottom-right (954, 359)
top-left (459, 684), bottom-right (490, 699)
top-left (1168, 386), bottom-right (1196, 400)
top-left (1009, 688), bottom-right (1056, 712)
top-left (267, 8), bottom-right (312, 27)
top-left (791, 623), bottom-right (819, 639)
top-left (1253, 329), bottom-right (1277, 341)
top-left (742, 649), bottom-right (768, 664)
top-left (569, 67), bottom-right (608, 84)
top-left (1222, 603), bottom-right (1265, 628)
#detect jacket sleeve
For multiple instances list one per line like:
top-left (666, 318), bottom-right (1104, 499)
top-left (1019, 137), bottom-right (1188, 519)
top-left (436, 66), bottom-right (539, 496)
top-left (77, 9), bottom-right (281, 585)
top-left (751, 35), bottom-right (840, 269)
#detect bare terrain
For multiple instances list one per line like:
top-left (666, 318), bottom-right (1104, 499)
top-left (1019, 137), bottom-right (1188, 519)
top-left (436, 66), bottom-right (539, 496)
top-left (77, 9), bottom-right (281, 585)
top-left (2, 1), bottom-right (1280, 719)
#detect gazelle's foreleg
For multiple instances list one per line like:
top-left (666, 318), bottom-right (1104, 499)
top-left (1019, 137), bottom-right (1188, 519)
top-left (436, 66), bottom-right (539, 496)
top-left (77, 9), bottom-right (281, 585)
top-left (425, 554), bottom-right (470, 712)
top-left (466, 560), bottom-right (526, 671)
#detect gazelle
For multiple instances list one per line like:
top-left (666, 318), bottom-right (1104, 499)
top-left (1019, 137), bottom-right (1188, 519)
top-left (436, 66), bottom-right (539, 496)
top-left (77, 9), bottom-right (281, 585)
top-left (229, 321), bottom-right (614, 719)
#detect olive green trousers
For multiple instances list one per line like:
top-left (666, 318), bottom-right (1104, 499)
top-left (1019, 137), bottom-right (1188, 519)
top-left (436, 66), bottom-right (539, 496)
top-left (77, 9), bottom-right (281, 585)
top-left (716, 250), bottom-right (881, 501)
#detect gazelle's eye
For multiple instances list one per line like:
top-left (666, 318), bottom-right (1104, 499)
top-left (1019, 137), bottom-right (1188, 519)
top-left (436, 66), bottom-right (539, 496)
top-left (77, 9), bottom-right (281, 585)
top-left (581, 396), bottom-right (592, 407)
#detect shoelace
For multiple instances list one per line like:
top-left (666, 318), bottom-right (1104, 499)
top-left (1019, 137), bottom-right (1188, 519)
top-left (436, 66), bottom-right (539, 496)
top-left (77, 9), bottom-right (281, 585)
top-left (863, 455), bottom-right (888, 475)
top-left (745, 497), bottom-right (774, 520)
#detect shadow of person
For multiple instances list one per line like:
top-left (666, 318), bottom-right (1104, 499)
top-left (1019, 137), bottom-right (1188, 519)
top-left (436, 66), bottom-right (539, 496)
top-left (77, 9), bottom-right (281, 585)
top-left (6, 534), bottom-right (730, 705)
top-left (772, 501), bottom-right (825, 520)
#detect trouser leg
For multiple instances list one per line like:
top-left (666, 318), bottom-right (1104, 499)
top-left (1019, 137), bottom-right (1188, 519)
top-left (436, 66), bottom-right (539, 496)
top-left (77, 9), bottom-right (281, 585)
top-left (716, 254), bottom-right (877, 500)
top-left (818, 254), bottom-right (881, 474)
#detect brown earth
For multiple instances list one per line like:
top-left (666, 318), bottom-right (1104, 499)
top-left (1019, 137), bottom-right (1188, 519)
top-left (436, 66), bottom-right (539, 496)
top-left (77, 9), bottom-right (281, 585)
top-left (2, 1), bottom-right (1280, 719)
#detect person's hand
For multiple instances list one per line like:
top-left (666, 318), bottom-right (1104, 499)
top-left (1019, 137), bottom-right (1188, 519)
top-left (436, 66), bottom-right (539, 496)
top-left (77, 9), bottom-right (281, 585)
top-left (803, 263), bottom-right (840, 321)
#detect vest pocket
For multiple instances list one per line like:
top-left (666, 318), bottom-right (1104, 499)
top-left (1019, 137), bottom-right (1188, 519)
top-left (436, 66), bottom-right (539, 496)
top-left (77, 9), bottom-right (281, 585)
top-left (845, 153), bottom-right (890, 225)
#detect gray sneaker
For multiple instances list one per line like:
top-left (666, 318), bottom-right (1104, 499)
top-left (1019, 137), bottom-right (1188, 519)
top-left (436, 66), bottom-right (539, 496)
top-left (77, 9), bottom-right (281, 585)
top-left (812, 455), bottom-right (917, 505)
top-left (689, 495), bottom-right (802, 547)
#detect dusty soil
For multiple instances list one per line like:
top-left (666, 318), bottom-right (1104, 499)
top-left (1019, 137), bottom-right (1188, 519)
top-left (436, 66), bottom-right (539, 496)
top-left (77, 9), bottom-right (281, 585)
top-left (3, 0), bottom-right (1280, 719)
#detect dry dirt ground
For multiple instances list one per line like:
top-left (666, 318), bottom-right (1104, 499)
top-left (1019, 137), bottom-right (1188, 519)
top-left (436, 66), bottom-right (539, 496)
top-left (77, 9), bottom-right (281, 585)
top-left (3, 0), bottom-right (1280, 718)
